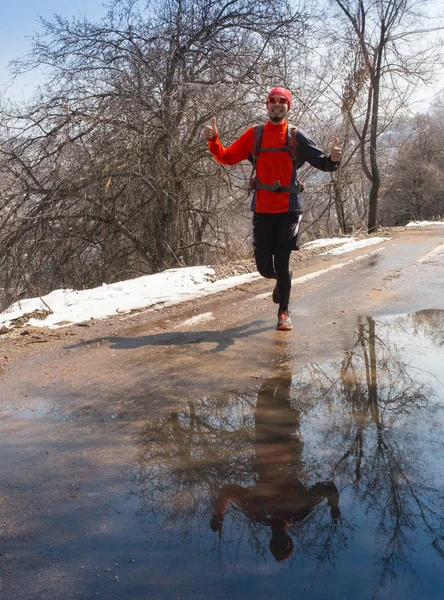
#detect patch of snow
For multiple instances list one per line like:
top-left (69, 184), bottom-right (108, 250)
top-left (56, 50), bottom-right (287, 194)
top-left (323, 237), bottom-right (390, 255)
top-left (0, 236), bottom-right (390, 331)
top-left (176, 312), bottom-right (215, 327)
top-left (0, 267), bottom-right (262, 330)
top-left (416, 243), bottom-right (444, 264)
top-left (406, 221), bottom-right (444, 227)
top-left (302, 237), bottom-right (354, 249)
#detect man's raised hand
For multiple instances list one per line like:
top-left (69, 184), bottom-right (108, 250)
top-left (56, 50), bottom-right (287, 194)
top-left (330, 137), bottom-right (342, 163)
top-left (204, 117), bottom-right (218, 140)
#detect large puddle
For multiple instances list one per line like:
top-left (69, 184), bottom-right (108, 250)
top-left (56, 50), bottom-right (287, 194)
top-left (2, 310), bottom-right (444, 599)
top-left (130, 310), bottom-right (444, 599)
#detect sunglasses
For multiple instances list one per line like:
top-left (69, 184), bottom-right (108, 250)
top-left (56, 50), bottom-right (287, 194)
top-left (268, 97), bottom-right (288, 104)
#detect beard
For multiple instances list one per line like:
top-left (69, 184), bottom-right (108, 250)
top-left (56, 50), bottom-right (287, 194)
top-left (269, 114), bottom-right (285, 123)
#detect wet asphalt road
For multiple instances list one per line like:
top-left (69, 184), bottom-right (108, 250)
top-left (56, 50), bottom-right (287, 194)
top-left (1, 227), bottom-right (444, 600)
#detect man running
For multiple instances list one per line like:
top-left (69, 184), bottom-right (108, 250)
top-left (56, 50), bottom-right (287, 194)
top-left (204, 87), bottom-right (342, 331)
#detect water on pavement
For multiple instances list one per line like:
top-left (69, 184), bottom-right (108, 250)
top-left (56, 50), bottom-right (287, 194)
top-left (2, 310), bottom-right (444, 600)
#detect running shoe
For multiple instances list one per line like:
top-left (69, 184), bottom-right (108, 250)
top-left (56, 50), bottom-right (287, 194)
top-left (277, 311), bottom-right (292, 331)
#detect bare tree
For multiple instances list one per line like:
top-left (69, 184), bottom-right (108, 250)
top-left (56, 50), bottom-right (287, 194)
top-left (381, 111), bottom-right (444, 224)
top-left (330, 0), bottom-right (443, 232)
top-left (0, 0), bottom-right (309, 305)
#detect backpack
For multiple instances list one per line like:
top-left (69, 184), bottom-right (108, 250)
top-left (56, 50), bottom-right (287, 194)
top-left (248, 124), bottom-right (304, 194)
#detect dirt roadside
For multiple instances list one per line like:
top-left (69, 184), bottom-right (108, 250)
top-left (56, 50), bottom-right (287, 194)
top-left (0, 228), bottom-right (406, 371)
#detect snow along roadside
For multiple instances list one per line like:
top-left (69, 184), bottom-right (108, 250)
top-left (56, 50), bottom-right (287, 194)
top-left (0, 236), bottom-right (390, 332)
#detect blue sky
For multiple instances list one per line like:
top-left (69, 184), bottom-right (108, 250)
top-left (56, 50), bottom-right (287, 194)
top-left (1, 0), bottom-right (443, 109)
top-left (1, 1), bottom-right (108, 100)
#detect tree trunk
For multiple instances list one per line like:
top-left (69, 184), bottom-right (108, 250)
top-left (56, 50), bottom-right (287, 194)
top-left (367, 22), bottom-right (384, 234)
top-left (368, 180), bottom-right (379, 233)
top-left (334, 180), bottom-right (347, 234)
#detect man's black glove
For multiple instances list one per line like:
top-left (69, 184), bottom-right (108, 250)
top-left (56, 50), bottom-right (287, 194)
top-left (210, 514), bottom-right (224, 534)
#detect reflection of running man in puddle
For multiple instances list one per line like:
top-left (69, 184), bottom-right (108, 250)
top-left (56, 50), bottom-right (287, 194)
top-left (211, 372), bottom-right (340, 562)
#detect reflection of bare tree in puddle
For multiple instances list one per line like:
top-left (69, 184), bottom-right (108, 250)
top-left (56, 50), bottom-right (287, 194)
top-left (135, 392), bottom-right (257, 534)
top-left (298, 315), bottom-right (444, 589)
top-left (134, 313), bottom-right (444, 591)
top-left (409, 309), bottom-right (444, 347)
top-left (135, 374), bottom-right (344, 568)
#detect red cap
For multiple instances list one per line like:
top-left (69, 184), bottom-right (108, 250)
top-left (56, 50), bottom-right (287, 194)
top-left (267, 87), bottom-right (292, 108)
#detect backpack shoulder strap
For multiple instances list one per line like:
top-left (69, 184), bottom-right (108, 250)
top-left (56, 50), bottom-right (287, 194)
top-left (252, 124), bottom-right (264, 165)
top-left (286, 124), bottom-right (298, 162)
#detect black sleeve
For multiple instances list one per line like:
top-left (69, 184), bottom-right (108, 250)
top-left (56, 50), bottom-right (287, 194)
top-left (296, 128), bottom-right (340, 172)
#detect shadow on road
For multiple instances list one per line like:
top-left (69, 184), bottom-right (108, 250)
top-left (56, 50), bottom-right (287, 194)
top-left (67, 320), bottom-right (269, 353)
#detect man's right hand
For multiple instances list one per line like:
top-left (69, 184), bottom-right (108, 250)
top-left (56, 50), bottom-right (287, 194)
top-left (204, 117), bottom-right (217, 140)
top-left (210, 513), bottom-right (224, 535)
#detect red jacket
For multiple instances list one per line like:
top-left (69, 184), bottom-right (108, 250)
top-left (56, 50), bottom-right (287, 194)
top-left (208, 120), bottom-right (339, 213)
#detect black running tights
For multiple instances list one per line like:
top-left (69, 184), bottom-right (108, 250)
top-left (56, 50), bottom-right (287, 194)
top-left (252, 212), bottom-right (299, 312)
top-left (254, 246), bottom-right (292, 312)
